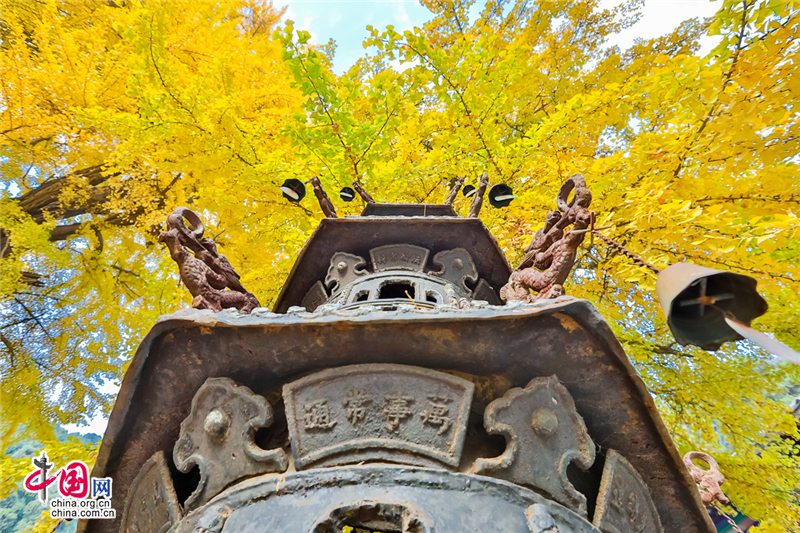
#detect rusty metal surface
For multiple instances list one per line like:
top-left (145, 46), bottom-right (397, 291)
top-left (473, 278), bottom-right (502, 305)
top-left (158, 208), bottom-right (259, 314)
top-left (467, 173), bottom-right (489, 218)
top-left (502, 174), bottom-right (592, 303)
top-left (360, 203), bottom-right (457, 217)
top-left (172, 466), bottom-right (601, 533)
top-left (272, 217), bottom-right (511, 313)
top-left (283, 364), bottom-right (474, 469)
top-left (473, 375), bottom-right (595, 517)
top-left (683, 451), bottom-right (730, 505)
top-left (172, 377), bottom-right (287, 510)
top-left (333, 271), bottom-right (465, 307)
top-left (119, 451), bottom-right (181, 533)
top-left (352, 181), bottom-right (377, 204)
top-left (309, 176), bottom-right (338, 219)
top-left (321, 245), bottom-right (479, 306)
top-left (80, 299), bottom-right (713, 533)
top-left (594, 450), bottom-right (663, 533)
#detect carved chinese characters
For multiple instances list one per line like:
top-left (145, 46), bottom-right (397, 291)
top-left (420, 395), bottom-right (453, 434)
top-left (283, 364), bottom-right (474, 469)
top-left (384, 395), bottom-right (415, 431)
top-left (343, 389), bottom-right (372, 426)
top-left (173, 378), bottom-right (287, 510)
top-left (594, 450), bottom-right (664, 533)
top-left (304, 400), bottom-right (337, 430)
top-left (370, 244), bottom-right (429, 272)
top-left (472, 375), bottom-right (595, 517)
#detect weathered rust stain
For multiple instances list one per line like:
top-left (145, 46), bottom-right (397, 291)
top-left (443, 370), bottom-right (512, 403)
top-left (553, 313), bottom-right (581, 333)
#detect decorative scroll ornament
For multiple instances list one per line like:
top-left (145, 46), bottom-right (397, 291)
top-left (594, 450), bottom-right (663, 533)
top-left (501, 174), bottom-right (592, 303)
top-left (325, 252), bottom-right (368, 292)
top-left (683, 451), bottom-right (730, 505)
top-left (174, 377), bottom-right (287, 510)
top-left (121, 451), bottom-right (182, 533)
top-left (472, 375), bottom-right (595, 517)
top-left (283, 364), bottom-right (474, 469)
top-left (159, 207), bottom-right (260, 314)
top-left (430, 248), bottom-right (478, 294)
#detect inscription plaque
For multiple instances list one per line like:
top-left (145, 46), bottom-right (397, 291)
top-left (283, 364), bottom-right (474, 469)
top-left (370, 244), bottom-right (429, 272)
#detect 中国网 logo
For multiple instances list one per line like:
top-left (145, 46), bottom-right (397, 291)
top-left (23, 450), bottom-right (116, 520)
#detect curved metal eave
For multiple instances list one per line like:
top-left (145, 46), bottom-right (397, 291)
top-left (80, 299), bottom-right (714, 533)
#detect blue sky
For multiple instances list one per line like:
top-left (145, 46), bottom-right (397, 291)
top-left (273, 0), bottom-right (722, 73)
top-left (66, 0), bottom-right (721, 436)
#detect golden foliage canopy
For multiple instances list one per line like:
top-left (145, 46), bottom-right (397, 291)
top-left (1, 0), bottom-right (798, 530)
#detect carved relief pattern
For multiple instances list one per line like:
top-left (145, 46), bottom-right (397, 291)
top-left (173, 377), bottom-right (287, 511)
top-left (323, 246), bottom-right (485, 308)
top-left (325, 252), bottom-right (368, 293)
top-left (121, 451), bottom-right (182, 533)
top-left (283, 364), bottom-right (474, 469)
top-left (471, 375), bottom-right (595, 517)
top-left (594, 450), bottom-right (663, 533)
top-left (430, 248), bottom-right (478, 294)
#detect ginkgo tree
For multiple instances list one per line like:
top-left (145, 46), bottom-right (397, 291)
top-left (2, 0), bottom-right (799, 531)
top-left (0, 0), bottom-right (304, 501)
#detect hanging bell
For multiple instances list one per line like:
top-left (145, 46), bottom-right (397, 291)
top-left (339, 187), bottom-right (356, 202)
top-left (655, 263), bottom-right (768, 351)
top-left (488, 184), bottom-right (514, 208)
top-left (280, 178), bottom-right (306, 202)
top-left (462, 184), bottom-right (477, 198)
